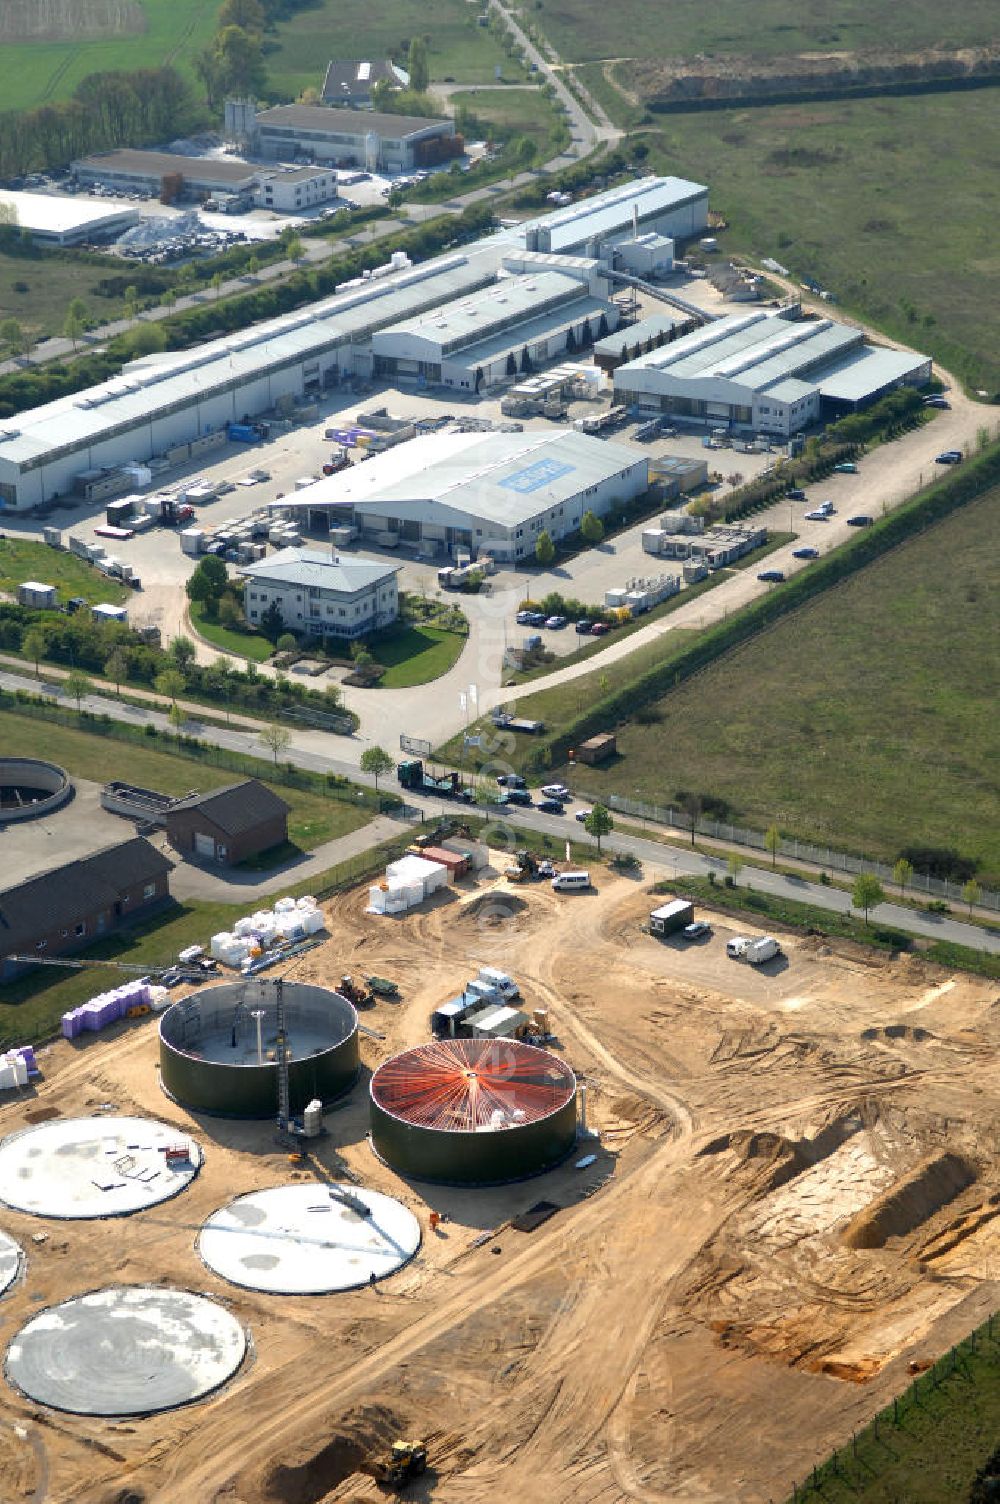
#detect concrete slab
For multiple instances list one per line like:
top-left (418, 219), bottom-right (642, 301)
top-left (198, 1183), bottom-right (421, 1294)
top-left (0, 1229), bottom-right (22, 1296)
top-left (5, 1286), bottom-right (246, 1415)
top-left (0, 1115), bottom-right (201, 1220)
top-left (0, 775), bottom-right (137, 887)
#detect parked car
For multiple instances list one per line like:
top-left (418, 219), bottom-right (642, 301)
top-left (496, 773), bottom-right (527, 788)
top-left (537, 798), bottom-right (565, 815)
top-left (804, 509), bottom-right (830, 521)
top-left (515, 610), bottom-right (534, 625)
top-left (526, 611), bottom-right (547, 627)
top-left (545, 615), bottom-right (568, 629)
top-left (683, 921), bottom-right (712, 940)
top-left (590, 621), bottom-right (610, 636)
top-left (503, 788), bottom-right (532, 806)
top-left (923, 396), bottom-right (950, 409)
top-left (935, 450), bottom-right (963, 464)
top-left (758, 569), bottom-right (785, 583)
top-left (792, 546), bottom-right (819, 559)
top-left (846, 514), bottom-right (873, 527)
top-left (786, 487), bottom-right (806, 500)
top-left (541, 784), bottom-right (571, 801)
top-left (574, 620), bottom-right (593, 635)
top-left (575, 807), bottom-right (593, 823)
top-left (833, 462), bottom-right (858, 474)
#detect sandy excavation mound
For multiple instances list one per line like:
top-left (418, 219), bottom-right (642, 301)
top-left (842, 1152), bottom-right (977, 1250)
top-left (242, 1404), bottom-right (403, 1504)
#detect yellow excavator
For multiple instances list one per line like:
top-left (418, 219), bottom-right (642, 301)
top-left (376, 1439), bottom-right (428, 1490)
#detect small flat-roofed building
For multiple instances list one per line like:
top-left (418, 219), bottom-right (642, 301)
top-left (614, 310), bottom-right (931, 436)
top-left (164, 779), bottom-right (290, 866)
top-left (372, 270), bottom-right (619, 390)
top-left (615, 232), bottom-right (674, 277)
top-left (0, 190), bottom-right (138, 246)
top-left (276, 428), bottom-right (649, 564)
top-left (321, 59), bottom-right (409, 108)
top-left (251, 103), bottom-right (460, 173)
top-left (240, 547), bottom-right (400, 639)
top-left (257, 164), bottom-right (338, 211)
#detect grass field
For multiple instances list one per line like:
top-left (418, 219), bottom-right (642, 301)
top-left (0, 0), bottom-right (218, 113)
top-left (0, 248), bottom-right (132, 346)
top-left (0, 537), bottom-right (128, 605)
top-left (537, 488), bottom-right (1000, 882)
top-left (0, 709), bottom-right (369, 850)
top-left (642, 90), bottom-right (1000, 394)
top-left (451, 85), bottom-right (565, 156)
top-left (523, 0), bottom-right (1000, 63)
top-left (267, 0), bottom-right (522, 99)
top-left (370, 622), bottom-right (466, 687)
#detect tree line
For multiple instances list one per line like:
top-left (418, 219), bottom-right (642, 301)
top-left (0, 66), bottom-right (196, 179)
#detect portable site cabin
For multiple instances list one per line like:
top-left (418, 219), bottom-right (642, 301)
top-left (649, 899), bottom-right (694, 936)
top-left (17, 581), bottom-right (57, 609)
top-left (469, 1005), bottom-right (530, 1041)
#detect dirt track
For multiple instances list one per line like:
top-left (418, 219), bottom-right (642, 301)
top-left (2, 859), bottom-right (1000, 1503)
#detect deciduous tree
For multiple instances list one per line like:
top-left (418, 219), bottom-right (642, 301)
top-left (585, 802), bottom-right (613, 852)
top-left (851, 872), bottom-right (884, 925)
top-left (360, 744), bottom-right (394, 790)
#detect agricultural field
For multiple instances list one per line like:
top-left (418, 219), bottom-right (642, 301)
top-left (0, 537), bottom-right (128, 605)
top-left (0, 0), bottom-right (218, 113)
top-left (642, 90), bottom-right (1000, 395)
top-left (542, 488), bottom-right (1000, 883)
top-left (521, 0), bottom-right (1000, 64)
top-left (266, 0), bottom-right (522, 99)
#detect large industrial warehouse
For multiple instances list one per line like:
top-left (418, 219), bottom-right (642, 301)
top-left (505, 174), bottom-right (709, 257)
top-left (0, 178), bottom-right (697, 510)
top-left (0, 190), bottom-right (139, 246)
top-left (276, 428), bottom-right (649, 562)
top-left (613, 310), bottom-right (932, 436)
top-left (371, 269), bottom-right (620, 390)
top-left (228, 101), bottom-right (461, 172)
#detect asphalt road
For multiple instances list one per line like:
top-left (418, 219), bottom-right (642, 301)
top-left (3, 665), bottom-right (994, 957)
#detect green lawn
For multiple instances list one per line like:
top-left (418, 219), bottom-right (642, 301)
top-left (189, 600), bottom-right (275, 663)
top-left (524, 0), bottom-right (1000, 63)
top-left (522, 488), bottom-right (1000, 882)
top-left (642, 90), bottom-right (1000, 395)
top-left (0, 246), bottom-right (133, 344)
top-left (370, 623), bottom-right (466, 688)
top-left (0, 536), bottom-right (128, 605)
top-left (0, 0), bottom-right (218, 113)
top-left (267, 0), bottom-right (522, 98)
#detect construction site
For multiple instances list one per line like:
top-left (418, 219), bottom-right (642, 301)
top-left (1, 844), bottom-right (999, 1503)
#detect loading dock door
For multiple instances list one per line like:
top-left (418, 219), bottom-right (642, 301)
top-left (194, 832), bottom-right (215, 859)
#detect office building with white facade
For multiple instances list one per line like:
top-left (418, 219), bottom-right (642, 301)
top-left (248, 103), bottom-right (460, 173)
top-left (240, 548), bottom-right (400, 639)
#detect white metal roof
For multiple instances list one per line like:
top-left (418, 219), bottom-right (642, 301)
top-left (278, 428), bottom-right (647, 530)
top-left (618, 312), bottom-right (862, 394)
top-left (0, 250), bottom-right (501, 470)
top-left (509, 175), bottom-right (707, 252)
top-left (816, 346), bottom-right (930, 402)
top-left (380, 270), bottom-right (585, 349)
top-left (0, 190), bottom-right (138, 236)
top-left (239, 546), bottom-right (398, 592)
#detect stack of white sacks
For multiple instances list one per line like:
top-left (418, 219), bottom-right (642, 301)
top-left (209, 895), bottom-right (324, 969)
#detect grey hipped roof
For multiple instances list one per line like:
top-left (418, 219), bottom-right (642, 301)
top-left (166, 779), bottom-right (290, 837)
top-left (0, 838), bottom-right (173, 953)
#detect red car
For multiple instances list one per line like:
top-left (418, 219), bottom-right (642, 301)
top-left (591, 622), bottom-right (610, 636)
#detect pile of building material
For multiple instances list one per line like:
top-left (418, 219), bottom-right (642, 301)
top-left (61, 979), bottom-right (155, 1040)
top-left (209, 895), bottom-right (324, 969)
top-left (0, 1046), bottom-right (38, 1090)
top-left (367, 854), bottom-right (449, 916)
top-left (117, 210), bottom-right (203, 250)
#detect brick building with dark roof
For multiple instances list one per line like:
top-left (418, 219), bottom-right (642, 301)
top-left (163, 779), bottom-right (290, 866)
top-left (0, 838), bottom-right (173, 981)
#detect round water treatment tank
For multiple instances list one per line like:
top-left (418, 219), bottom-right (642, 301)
top-left (4, 1286), bottom-right (246, 1416)
top-left (370, 1038), bottom-right (578, 1185)
top-left (159, 978), bottom-right (359, 1118)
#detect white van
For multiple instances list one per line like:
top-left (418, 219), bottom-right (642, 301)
top-left (552, 871), bottom-right (591, 892)
top-left (726, 936), bottom-right (750, 959)
top-left (477, 966), bottom-right (520, 1000)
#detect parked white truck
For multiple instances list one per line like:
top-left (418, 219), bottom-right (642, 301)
top-left (726, 935), bottom-right (781, 964)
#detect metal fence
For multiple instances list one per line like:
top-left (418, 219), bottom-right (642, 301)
top-left (585, 791), bottom-right (999, 913)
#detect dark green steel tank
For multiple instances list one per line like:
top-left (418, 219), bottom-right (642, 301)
top-left (159, 979), bottom-right (359, 1118)
top-left (369, 1038), bottom-right (577, 1185)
